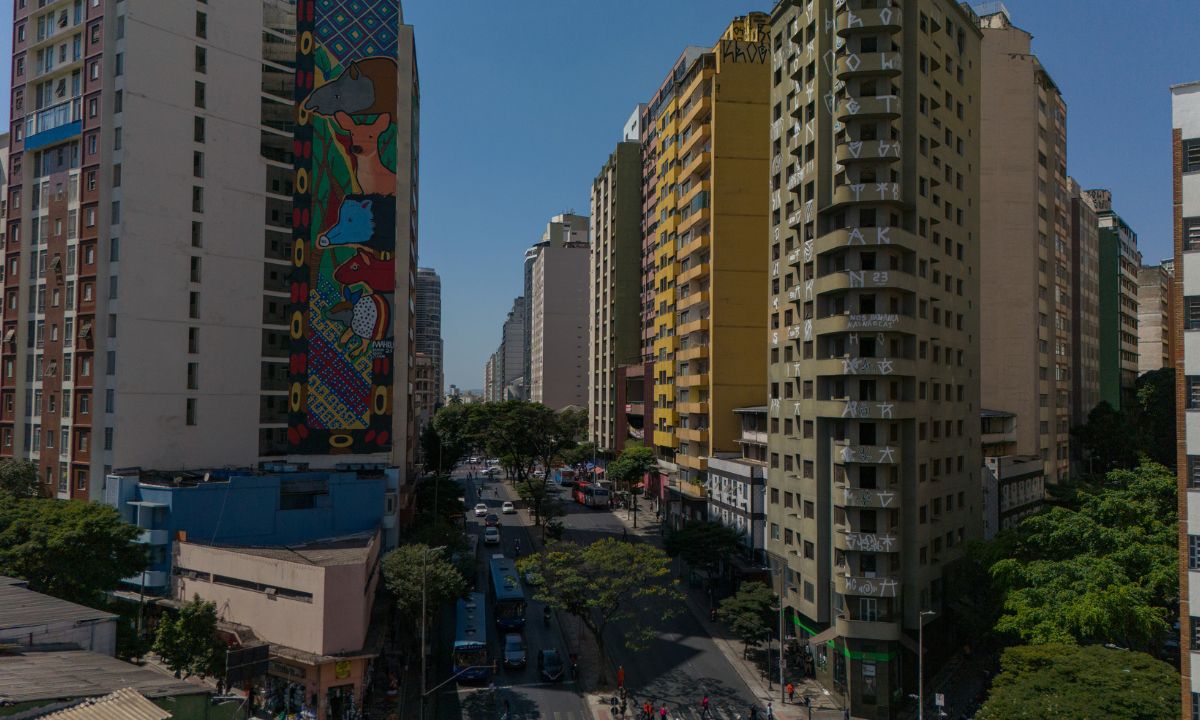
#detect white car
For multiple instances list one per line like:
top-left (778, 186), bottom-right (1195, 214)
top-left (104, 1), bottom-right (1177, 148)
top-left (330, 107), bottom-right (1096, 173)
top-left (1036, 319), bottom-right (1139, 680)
top-left (501, 501), bottom-right (516, 514)
top-left (483, 526), bottom-right (501, 545)
top-left (474, 503), bottom-right (488, 517)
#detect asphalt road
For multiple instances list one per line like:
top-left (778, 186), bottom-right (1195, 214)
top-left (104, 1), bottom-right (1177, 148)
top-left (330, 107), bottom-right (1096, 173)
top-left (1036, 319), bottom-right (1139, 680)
top-left (434, 469), bottom-right (591, 720)
top-left (557, 494), bottom-right (760, 720)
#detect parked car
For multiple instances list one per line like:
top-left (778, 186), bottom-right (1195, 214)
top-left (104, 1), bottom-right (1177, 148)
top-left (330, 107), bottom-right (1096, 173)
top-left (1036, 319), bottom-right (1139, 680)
top-left (483, 527), bottom-right (501, 545)
top-left (501, 501), bottom-right (516, 514)
top-left (538, 648), bottom-right (564, 681)
top-left (503, 633), bottom-right (527, 668)
top-left (485, 514), bottom-right (501, 527)
top-left (474, 503), bottom-right (488, 517)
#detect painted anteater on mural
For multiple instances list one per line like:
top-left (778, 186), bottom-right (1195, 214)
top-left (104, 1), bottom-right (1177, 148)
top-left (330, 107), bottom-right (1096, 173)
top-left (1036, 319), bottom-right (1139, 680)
top-left (303, 57), bottom-right (398, 120)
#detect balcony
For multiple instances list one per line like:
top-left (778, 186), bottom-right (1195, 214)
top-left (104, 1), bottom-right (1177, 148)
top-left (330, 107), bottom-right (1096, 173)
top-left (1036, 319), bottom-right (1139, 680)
top-left (677, 456), bottom-right (708, 473)
top-left (677, 401), bottom-right (709, 415)
top-left (677, 317), bottom-right (709, 336)
top-left (835, 52), bottom-right (902, 80)
top-left (835, 483), bottom-right (901, 509)
top-left (836, 95), bottom-right (901, 121)
top-left (678, 233), bottom-right (710, 260)
top-left (832, 441), bottom-right (900, 465)
top-left (811, 269), bottom-right (918, 296)
top-left (814, 226), bottom-right (918, 256)
top-left (830, 181), bottom-right (903, 208)
top-left (677, 426), bottom-right (709, 444)
top-left (676, 344), bottom-right (708, 362)
top-left (24, 98), bottom-right (83, 151)
top-left (625, 401), bottom-right (645, 417)
top-left (681, 149), bottom-right (712, 182)
top-left (680, 94), bottom-right (712, 130)
top-left (836, 530), bottom-right (900, 553)
top-left (836, 617), bottom-right (901, 642)
top-left (836, 6), bottom-right (902, 36)
top-left (681, 122), bottom-right (712, 157)
top-left (654, 429), bottom-right (679, 449)
top-left (811, 312), bottom-right (916, 337)
top-left (836, 573), bottom-right (900, 598)
top-left (677, 372), bottom-right (710, 388)
top-left (676, 290), bottom-right (710, 313)
top-left (814, 398), bottom-right (913, 421)
top-left (679, 204), bottom-right (711, 236)
top-left (812, 355), bottom-right (914, 379)
top-left (677, 262), bottom-right (710, 286)
top-left (835, 140), bottom-right (902, 165)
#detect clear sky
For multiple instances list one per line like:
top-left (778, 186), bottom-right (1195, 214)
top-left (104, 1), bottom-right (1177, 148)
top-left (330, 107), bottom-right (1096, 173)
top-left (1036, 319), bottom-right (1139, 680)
top-left (0, 1), bottom-right (1196, 392)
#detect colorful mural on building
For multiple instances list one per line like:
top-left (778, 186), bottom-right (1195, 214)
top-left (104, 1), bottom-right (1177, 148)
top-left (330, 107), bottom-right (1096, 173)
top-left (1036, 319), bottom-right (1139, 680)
top-left (289, 0), bottom-right (400, 453)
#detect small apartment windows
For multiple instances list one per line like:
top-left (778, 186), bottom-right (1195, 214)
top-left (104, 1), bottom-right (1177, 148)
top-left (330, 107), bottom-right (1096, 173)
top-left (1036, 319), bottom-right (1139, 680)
top-left (1190, 535), bottom-right (1200, 570)
top-left (195, 46), bottom-right (207, 74)
top-left (193, 151), bottom-right (204, 178)
top-left (113, 52), bottom-right (123, 76)
top-left (1184, 139), bottom-right (1200, 173)
top-left (194, 81), bottom-right (206, 109)
top-left (1189, 377), bottom-right (1200, 410)
top-left (87, 97), bottom-right (98, 118)
top-left (196, 12), bottom-right (208, 38)
top-left (194, 117), bottom-right (206, 143)
top-left (192, 187), bottom-right (204, 213)
top-left (113, 126), bottom-right (122, 150)
top-left (191, 221), bottom-right (203, 247)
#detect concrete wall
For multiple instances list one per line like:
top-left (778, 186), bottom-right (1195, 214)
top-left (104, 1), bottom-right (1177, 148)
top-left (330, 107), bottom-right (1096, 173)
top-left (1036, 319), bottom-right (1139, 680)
top-left (531, 245), bottom-right (588, 409)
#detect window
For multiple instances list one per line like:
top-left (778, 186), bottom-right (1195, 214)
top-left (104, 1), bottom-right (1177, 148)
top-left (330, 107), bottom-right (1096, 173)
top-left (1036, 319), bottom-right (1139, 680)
top-left (195, 11), bottom-right (207, 38)
top-left (1191, 619), bottom-right (1200, 652)
top-left (1191, 535), bottom-right (1200, 570)
top-left (1187, 297), bottom-right (1200, 330)
top-left (195, 46), bottom-right (207, 73)
top-left (113, 52), bottom-right (123, 77)
top-left (194, 117), bottom-right (206, 143)
top-left (79, 392), bottom-right (89, 415)
top-left (194, 81), bottom-right (206, 108)
top-left (1189, 456), bottom-right (1200, 489)
top-left (1186, 218), bottom-right (1200, 252)
top-left (1190, 377), bottom-right (1200, 410)
top-left (1185, 138), bottom-right (1200, 173)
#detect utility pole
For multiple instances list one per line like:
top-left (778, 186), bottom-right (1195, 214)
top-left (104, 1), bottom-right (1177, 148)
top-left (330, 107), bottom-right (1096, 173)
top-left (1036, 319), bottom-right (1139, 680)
top-left (778, 566), bottom-right (785, 703)
top-left (918, 610), bottom-right (936, 720)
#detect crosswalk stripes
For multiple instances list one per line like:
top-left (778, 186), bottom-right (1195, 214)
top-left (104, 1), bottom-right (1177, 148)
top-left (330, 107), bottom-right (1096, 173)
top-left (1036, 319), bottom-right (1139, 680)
top-left (598, 709), bottom-right (747, 720)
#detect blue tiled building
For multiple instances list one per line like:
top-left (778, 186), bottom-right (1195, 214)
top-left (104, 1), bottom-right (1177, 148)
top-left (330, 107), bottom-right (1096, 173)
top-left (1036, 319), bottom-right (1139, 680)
top-left (102, 465), bottom-right (400, 595)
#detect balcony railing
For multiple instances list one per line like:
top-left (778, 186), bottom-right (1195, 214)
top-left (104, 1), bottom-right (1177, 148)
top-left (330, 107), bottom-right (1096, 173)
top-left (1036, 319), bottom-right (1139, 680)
top-left (25, 98), bottom-right (82, 138)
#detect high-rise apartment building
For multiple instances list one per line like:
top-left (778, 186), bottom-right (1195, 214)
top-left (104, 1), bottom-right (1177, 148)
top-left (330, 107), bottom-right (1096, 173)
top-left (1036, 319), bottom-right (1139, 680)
top-left (647, 14), bottom-right (770, 524)
top-left (977, 7), bottom-right (1070, 482)
top-left (4, 1), bottom-right (417, 499)
top-left (1069, 178), bottom-right (1101, 428)
top-left (522, 214), bottom-right (588, 402)
top-left (589, 112), bottom-right (644, 451)
top-left (415, 267), bottom-right (443, 402)
top-left (497, 296), bottom-right (526, 401)
top-left (1137, 261), bottom-right (1173, 373)
top-left (764, 2), bottom-right (982, 715)
top-left (483, 352), bottom-right (497, 403)
top-left (530, 236), bottom-right (589, 410)
top-left (1086, 188), bottom-right (1142, 410)
top-left (1171, 78), bottom-right (1200, 720)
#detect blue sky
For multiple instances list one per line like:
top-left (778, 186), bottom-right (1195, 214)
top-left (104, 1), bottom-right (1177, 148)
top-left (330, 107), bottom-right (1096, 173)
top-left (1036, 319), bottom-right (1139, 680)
top-left (1, 1), bottom-right (1196, 391)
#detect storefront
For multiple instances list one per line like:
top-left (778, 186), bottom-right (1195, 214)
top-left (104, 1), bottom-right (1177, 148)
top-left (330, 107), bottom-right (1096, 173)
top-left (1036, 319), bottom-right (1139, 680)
top-left (256, 652), bottom-right (373, 720)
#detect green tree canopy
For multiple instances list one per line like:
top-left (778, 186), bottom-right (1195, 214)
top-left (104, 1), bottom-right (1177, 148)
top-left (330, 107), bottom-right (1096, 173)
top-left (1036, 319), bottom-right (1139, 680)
top-left (607, 443), bottom-right (657, 491)
top-left (987, 462), bottom-right (1176, 651)
top-left (427, 402), bottom-right (482, 474)
top-left (152, 595), bottom-right (226, 680)
top-left (518, 538), bottom-right (682, 679)
top-left (1131, 368), bottom-right (1175, 469)
top-left (1072, 401), bottom-right (1137, 476)
top-left (0, 495), bottom-right (146, 606)
top-left (717, 581), bottom-right (775, 656)
top-left (664, 520), bottom-right (745, 579)
top-left (0, 460), bottom-right (39, 498)
top-left (976, 643), bottom-right (1179, 720)
top-left (381, 544), bottom-right (466, 626)
top-left (413, 476), bottom-right (465, 522)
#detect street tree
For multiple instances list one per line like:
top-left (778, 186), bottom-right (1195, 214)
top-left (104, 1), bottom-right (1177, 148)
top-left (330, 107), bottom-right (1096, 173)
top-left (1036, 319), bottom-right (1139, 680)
top-left (0, 495), bottom-right (146, 606)
top-left (561, 441), bottom-right (597, 475)
top-left (607, 443), bottom-right (656, 493)
top-left (1132, 368), bottom-right (1175, 469)
top-left (976, 643), bottom-right (1179, 720)
top-left (664, 520), bottom-right (745, 582)
top-left (717, 581), bottom-right (775, 658)
top-left (413, 476), bottom-right (465, 522)
top-left (381, 544), bottom-right (466, 627)
top-left (428, 402), bottom-right (482, 474)
top-left (523, 405), bottom-right (587, 525)
top-left (475, 401), bottom-right (541, 485)
top-left (1072, 401), bottom-right (1137, 476)
top-left (987, 462), bottom-right (1176, 651)
top-left (0, 460), bottom-right (39, 498)
top-left (518, 538), bottom-right (682, 681)
top-left (152, 595), bottom-right (226, 679)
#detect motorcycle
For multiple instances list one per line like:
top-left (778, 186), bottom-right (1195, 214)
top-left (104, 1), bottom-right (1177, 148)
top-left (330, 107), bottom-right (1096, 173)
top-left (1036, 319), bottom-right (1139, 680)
top-left (543, 606), bottom-right (552, 627)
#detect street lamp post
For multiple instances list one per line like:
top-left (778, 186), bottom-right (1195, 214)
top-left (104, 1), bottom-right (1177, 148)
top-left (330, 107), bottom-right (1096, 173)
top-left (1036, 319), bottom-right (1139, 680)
top-left (918, 610), bottom-right (936, 720)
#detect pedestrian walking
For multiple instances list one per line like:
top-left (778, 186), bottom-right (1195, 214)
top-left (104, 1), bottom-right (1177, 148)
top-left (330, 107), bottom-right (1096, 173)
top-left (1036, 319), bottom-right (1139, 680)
top-left (749, 704), bottom-right (759, 720)
top-left (659, 704), bottom-right (668, 720)
top-left (701, 695), bottom-right (710, 717)
top-left (643, 701), bottom-right (653, 720)
top-left (766, 701), bottom-right (774, 720)
top-left (786, 683), bottom-right (795, 704)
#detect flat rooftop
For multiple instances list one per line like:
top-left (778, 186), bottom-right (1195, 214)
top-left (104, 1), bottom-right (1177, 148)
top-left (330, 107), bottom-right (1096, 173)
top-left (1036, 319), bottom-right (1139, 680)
top-left (0, 650), bottom-right (203, 704)
top-left (0, 583), bottom-right (118, 632)
top-left (185, 531), bottom-right (377, 567)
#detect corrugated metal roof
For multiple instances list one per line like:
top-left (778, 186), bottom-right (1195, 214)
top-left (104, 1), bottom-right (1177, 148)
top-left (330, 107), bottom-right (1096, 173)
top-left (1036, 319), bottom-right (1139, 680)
top-left (0, 584), bottom-right (118, 631)
top-left (39, 688), bottom-right (172, 720)
top-left (0, 650), bottom-right (203, 703)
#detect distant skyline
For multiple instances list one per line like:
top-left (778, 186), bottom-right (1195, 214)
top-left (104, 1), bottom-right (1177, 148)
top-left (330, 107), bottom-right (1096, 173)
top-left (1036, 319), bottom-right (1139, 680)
top-left (0, 1), bottom-right (1193, 391)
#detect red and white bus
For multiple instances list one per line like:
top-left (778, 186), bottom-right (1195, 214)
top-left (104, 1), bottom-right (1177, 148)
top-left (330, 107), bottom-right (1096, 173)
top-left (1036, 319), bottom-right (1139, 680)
top-left (572, 480), bottom-right (611, 508)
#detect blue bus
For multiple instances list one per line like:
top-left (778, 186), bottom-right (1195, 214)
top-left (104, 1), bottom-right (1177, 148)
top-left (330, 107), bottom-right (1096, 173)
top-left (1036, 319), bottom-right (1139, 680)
top-left (488, 554), bottom-right (526, 630)
top-left (453, 593), bottom-right (491, 683)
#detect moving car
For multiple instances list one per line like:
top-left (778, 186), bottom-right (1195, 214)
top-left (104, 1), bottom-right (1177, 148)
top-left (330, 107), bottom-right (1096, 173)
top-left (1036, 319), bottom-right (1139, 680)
top-left (474, 503), bottom-right (488, 517)
top-left (538, 648), bottom-right (564, 682)
top-left (485, 514), bottom-right (500, 527)
top-left (503, 633), bottom-right (527, 669)
top-left (483, 527), bottom-right (501, 545)
top-left (501, 501), bottom-right (516, 514)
